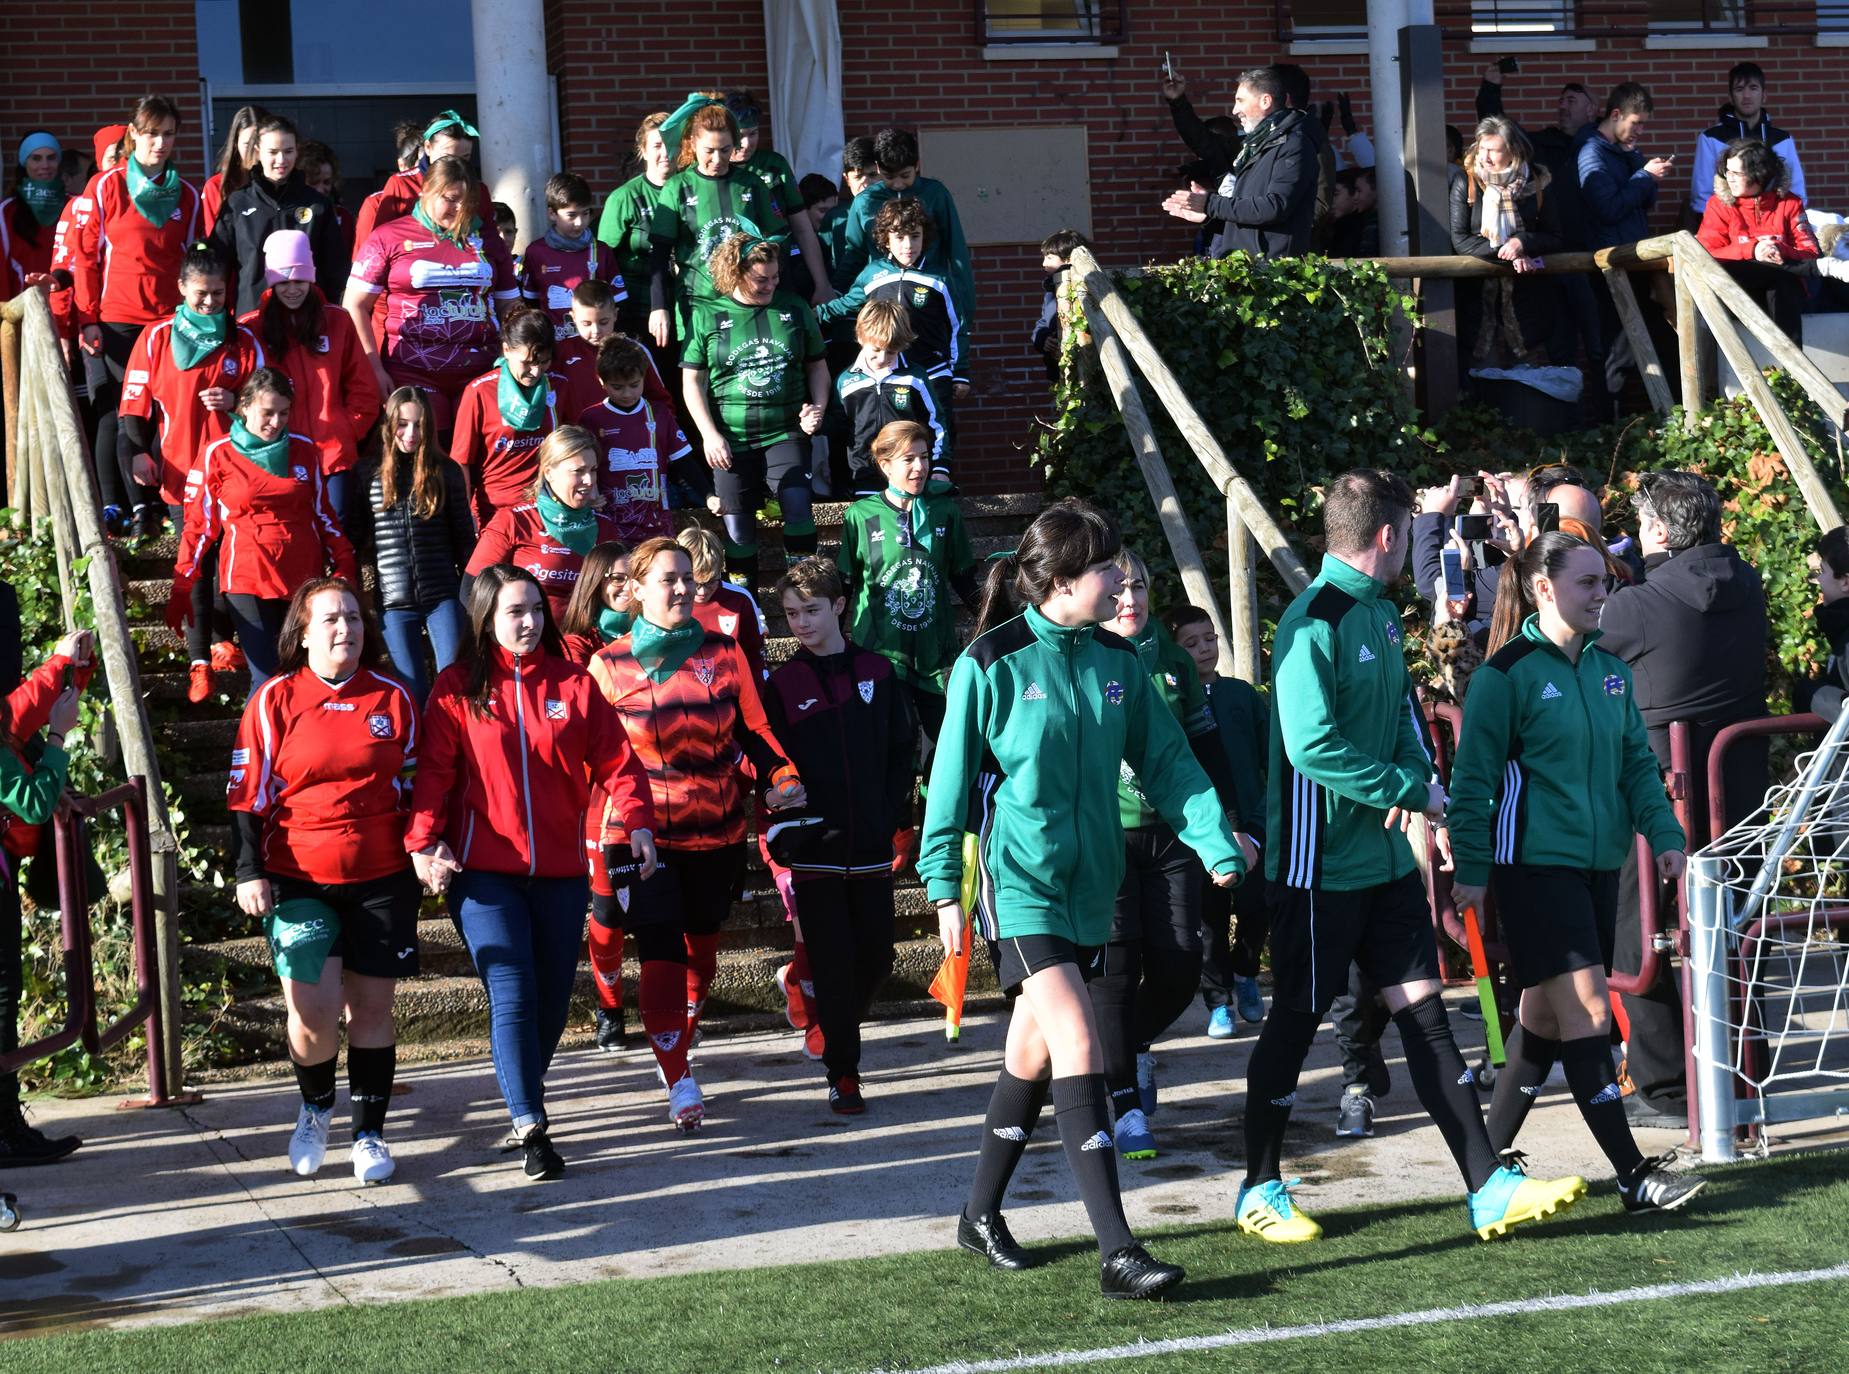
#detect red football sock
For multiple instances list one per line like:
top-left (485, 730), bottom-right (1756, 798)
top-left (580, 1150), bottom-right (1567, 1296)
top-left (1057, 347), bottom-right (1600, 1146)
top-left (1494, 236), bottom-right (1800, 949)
top-left (587, 920), bottom-right (626, 1013)
top-left (639, 959), bottom-right (689, 1086)
top-left (788, 936), bottom-right (819, 1028)
top-left (685, 932), bottom-right (721, 1037)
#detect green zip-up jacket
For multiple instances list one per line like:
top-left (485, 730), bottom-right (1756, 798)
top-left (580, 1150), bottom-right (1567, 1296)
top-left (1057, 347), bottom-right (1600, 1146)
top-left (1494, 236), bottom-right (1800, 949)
top-left (1118, 623), bottom-right (1236, 831)
top-left (1448, 615), bottom-right (1686, 887)
top-left (1206, 675), bottom-right (1268, 844)
top-left (1266, 553), bottom-right (1435, 892)
top-left (0, 741), bottom-right (68, 827)
top-left (920, 605), bottom-right (1244, 944)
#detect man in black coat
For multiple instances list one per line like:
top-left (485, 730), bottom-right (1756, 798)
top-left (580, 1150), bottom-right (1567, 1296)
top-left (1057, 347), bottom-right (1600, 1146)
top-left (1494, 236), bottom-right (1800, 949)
top-left (1161, 67), bottom-right (1316, 259)
top-left (1598, 471), bottom-right (1769, 1128)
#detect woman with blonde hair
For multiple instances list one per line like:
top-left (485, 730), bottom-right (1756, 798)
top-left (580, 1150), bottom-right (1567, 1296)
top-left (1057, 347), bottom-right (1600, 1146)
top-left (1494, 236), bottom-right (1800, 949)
top-left (1448, 114), bottom-right (1563, 365)
top-left (464, 424), bottom-right (623, 621)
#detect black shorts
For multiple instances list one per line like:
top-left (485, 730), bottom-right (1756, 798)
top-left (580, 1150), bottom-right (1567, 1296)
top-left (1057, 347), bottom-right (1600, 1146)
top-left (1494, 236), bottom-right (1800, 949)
top-left (1267, 868), bottom-right (1440, 1015)
top-left (1110, 824), bottom-right (1203, 952)
top-left (713, 438), bottom-right (810, 514)
top-left (994, 933), bottom-right (1105, 997)
top-left (271, 867), bottom-right (422, 980)
top-left (1492, 865), bottom-right (1619, 988)
top-left (620, 842), bottom-right (746, 937)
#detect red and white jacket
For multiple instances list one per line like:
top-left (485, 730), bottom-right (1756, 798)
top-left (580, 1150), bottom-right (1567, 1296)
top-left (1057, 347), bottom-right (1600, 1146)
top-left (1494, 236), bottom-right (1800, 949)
top-left (516, 236), bottom-right (625, 340)
top-left (351, 171), bottom-right (422, 251)
top-left (449, 366), bottom-right (567, 525)
top-left (226, 666), bottom-right (419, 884)
top-left (0, 197), bottom-right (56, 299)
top-left (0, 649), bottom-right (99, 863)
top-left (690, 581), bottom-right (769, 681)
top-left (465, 502), bottom-right (625, 621)
top-left (406, 643), bottom-right (656, 878)
top-left (239, 291), bottom-right (382, 474)
top-left (177, 432), bottom-right (359, 598)
top-left (70, 164), bottom-right (202, 327)
top-left (118, 318), bottom-right (266, 505)
top-left (45, 192), bottom-right (93, 340)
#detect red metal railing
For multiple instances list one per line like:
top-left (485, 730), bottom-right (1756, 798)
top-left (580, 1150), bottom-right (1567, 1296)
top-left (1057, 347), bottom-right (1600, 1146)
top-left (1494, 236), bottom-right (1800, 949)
top-left (0, 778), bottom-right (180, 1107)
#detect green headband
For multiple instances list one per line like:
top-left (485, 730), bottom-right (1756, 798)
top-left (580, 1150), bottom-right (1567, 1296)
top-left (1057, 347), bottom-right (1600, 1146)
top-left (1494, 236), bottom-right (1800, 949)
top-left (733, 218), bottom-right (790, 256)
top-left (660, 92), bottom-right (727, 150)
top-left (423, 109), bottom-right (480, 144)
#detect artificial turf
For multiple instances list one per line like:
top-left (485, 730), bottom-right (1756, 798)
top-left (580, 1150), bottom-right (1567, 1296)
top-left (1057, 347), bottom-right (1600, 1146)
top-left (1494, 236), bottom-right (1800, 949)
top-left (7, 1151), bottom-right (1847, 1374)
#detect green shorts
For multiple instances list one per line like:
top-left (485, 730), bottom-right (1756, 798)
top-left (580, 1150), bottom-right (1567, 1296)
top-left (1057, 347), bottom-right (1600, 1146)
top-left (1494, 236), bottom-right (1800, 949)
top-left (263, 868), bottom-right (423, 984)
top-left (265, 899), bottom-right (341, 984)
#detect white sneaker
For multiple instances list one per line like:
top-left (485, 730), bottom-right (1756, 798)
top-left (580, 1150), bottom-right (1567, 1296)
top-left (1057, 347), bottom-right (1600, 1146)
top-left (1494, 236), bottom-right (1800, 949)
top-left (668, 1074), bottom-right (705, 1133)
top-left (350, 1133), bottom-right (395, 1184)
top-left (289, 1104), bottom-right (333, 1176)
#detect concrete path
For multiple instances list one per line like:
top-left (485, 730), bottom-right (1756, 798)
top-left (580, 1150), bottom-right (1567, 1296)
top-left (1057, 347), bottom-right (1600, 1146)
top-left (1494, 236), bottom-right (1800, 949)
top-left (0, 992), bottom-right (1701, 1336)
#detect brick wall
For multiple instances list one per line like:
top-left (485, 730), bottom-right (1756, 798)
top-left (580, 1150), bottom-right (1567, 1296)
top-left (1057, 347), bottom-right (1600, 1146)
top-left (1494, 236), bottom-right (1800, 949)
top-left (0, 1), bottom-right (207, 179)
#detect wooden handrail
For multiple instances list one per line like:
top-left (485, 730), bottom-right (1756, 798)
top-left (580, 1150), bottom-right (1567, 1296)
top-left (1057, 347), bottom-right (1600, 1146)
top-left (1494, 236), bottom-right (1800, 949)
top-left (1330, 233), bottom-right (1682, 279)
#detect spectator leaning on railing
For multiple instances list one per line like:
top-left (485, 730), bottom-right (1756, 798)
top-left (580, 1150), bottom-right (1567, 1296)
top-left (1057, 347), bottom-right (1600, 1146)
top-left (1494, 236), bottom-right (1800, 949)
top-left (1694, 140), bottom-right (1816, 339)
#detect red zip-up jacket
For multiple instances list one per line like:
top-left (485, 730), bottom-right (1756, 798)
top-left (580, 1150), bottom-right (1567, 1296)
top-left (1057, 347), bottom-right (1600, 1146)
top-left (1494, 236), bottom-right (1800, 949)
top-left (407, 643), bottom-right (655, 877)
top-left (46, 193), bottom-right (90, 339)
top-left (449, 366), bottom-right (566, 526)
top-left (588, 628), bottom-right (796, 852)
top-left (177, 433), bottom-right (359, 597)
top-left (226, 665), bottom-right (420, 884)
top-left (239, 290), bottom-right (382, 474)
top-left (0, 650), bottom-right (99, 862)
top-left (465, 501), bottom-right (625, 621)
top-left (352, 171), bottom-right (422, 252)
top-left (0, 197), bottom-right (56, 298)
top-left (70, 164), bottom-right (202, 327)
top-left (118, 317), bottom-right (266, 504)
top-left (1696, 185), bottom-right (1820, 262)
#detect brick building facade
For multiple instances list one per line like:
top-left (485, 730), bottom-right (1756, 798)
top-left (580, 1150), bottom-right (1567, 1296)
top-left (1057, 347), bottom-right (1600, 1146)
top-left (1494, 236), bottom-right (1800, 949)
top-left (9, 1), bottom-right (1846, 491)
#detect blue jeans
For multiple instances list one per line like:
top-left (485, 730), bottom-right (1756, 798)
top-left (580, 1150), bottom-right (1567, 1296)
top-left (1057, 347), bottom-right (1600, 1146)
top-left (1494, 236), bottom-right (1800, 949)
top-left (381, 600), bottom-right (467, 703)
top-left (449, 870), bottom-right (590, 1131)
top-left (324, 469), bottom-right (354, 535)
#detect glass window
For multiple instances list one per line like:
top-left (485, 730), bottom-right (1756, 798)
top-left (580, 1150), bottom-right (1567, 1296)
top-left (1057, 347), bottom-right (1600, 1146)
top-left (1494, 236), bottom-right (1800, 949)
top-left (981, 0), bottom-right (1125, 43)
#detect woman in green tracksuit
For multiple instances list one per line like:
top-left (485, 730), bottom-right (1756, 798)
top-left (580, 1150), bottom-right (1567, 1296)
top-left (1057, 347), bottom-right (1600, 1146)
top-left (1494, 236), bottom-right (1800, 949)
top-left (1448, 531), bottom-right (1705, 1216)
top-left (921, 498), bottom-right (1246, 1302)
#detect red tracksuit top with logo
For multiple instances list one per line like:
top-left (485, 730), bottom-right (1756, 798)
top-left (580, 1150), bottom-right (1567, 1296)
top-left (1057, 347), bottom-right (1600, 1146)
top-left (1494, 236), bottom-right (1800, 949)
top-left (550, 332), bottom-right (679, 422)
top-left (464, 502), bottom-right (625, 621)
top-left (238, 294), bottom-right (381, 474)
top-left (575, 397), bottom-right (690, 544)
top-left (587, 628), bottom-right (795, 853)
top-left (406, 644), bottom-right (656, 878)
top-left (347, 215), bottom-right (519, 386)
top-left (226, 666), bottom-right (420, 884)
top-left (119, 318), bottom-right (267, 504)
top-left (178, 433), bottom-right (359, 597)
top-left (690, 582), bottom-right (768, 682)
top-left (70, 165), bottom-right (203, 327)
top-left (516, 237), bottom-right (626, 339)
top-left (449, 366), bottom-right (567, 524)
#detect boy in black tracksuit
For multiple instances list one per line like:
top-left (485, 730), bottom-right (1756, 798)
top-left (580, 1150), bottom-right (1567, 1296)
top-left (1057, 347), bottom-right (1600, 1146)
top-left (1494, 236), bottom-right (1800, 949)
top-left (762, 558), bottom-right (917, 1113)
top-left (836, 300), bottom-right (948, 488)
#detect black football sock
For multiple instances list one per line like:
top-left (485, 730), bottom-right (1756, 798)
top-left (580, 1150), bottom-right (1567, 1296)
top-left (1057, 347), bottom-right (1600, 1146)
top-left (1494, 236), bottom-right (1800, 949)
top-left (1393, 995), bottom-right (1499, 1192)
top-left (1559, 1033), bottom-right (1646, 1178)
top-left (1051, 1074), bottom-right (1135, 1256)
top-left (347, 1043), bottom-right (397, 1138)
top-left (293, 1053), bottom-right (338, 1112)
top-left (1486, 1025), bottom-right (1559, 1156)
top-left (964, 1070), bottom-right (1050, 1220)
top-left (1241, 1005), bottom-right (1321, 1188)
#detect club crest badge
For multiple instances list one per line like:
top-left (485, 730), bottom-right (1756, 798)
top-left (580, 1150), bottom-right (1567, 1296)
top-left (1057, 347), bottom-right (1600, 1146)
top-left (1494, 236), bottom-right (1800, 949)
top-left (545, 699), bottom-right (567, 720)
top-left (366, 713), bottom-right (393, 739)
top-left (858, 679), bottom-right (875, 703)
top-left (1603, 674), bottom-right (1626, 697)
top-left (1104, 680), bottom-right (1126, 706)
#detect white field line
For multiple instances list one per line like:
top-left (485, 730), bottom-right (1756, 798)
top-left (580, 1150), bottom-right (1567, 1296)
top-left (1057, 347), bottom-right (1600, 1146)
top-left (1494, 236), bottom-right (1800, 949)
top-left (875, 1260), bottom-right (1849, 1374)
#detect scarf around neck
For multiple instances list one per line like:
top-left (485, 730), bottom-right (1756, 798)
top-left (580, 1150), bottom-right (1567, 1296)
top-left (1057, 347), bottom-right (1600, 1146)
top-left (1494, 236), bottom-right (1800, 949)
top-left (597, 605), bottom-right (634, 642)
top-left (1478, 162), bottom-right (1530, 248)
top-left (19, 175), bottom-right (65, 226)
top-left (536, 484), bottom-right (598, 554)
top-left (126, 156), bottom-right (182, 226)
top-left (497, 357), bottom-right (550, 431)
top-left (630, 615), bottom-right (704, 683)
top-left (543, 226), bottom-right (593, 253)
top-left (170, 303), bottom-right (228, 369)
top-left (1232, 109), bottom-right (1291, 175)
top-left (231, 416), bottom-right (291, 476)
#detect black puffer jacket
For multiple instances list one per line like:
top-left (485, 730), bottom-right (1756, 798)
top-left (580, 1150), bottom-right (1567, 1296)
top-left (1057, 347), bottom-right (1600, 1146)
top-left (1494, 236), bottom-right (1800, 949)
top-left (207, 169), bottom-right (347, 314)
top-left (344, 455), bottom-right (476, 613)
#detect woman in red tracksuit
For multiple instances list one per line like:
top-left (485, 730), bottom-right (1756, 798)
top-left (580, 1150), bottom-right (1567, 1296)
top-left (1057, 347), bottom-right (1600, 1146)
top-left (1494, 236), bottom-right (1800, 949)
top-left (343, 155), bottom-right (518, 440)
top-left (465, 426), bottom-right (621, 624)
top-left (406, 563), bottom-right (658, 1181)
top-left (450, 308), bottom-right (567, 525)
top-left (1, 133), bottom-right (66, 300)
top-left (587, 537), bottom-right (804, 1132)
top-left (170, 367), bottom-right (359, 692)
top-left (47, 126), bottom-right (123, 377)
top-left (72, 96), bottom-right (201, 531)
top-left (227, 577), bottom-right (420, 1186)
top-left (119, 240), bottom-right (266, 699)
top-left (239, 228), bottom-right (380, 528)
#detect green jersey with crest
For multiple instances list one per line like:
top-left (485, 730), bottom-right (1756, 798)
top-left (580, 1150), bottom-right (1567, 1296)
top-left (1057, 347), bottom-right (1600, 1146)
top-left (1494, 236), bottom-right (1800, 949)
top-left (836, 490), bottom-right (976, 693)
top-left (650, 164), bottom-right (788, 306)
top-left (680, 291), bottom-right (824, 450)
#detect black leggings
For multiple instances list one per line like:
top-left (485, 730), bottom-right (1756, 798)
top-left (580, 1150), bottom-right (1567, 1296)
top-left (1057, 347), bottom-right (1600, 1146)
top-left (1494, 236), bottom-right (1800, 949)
top-left (166, 504), bottom-right (235, 662)
top-left (793, 874), bottom-right (895, 1080)
top-left (1090, 825), bottom-right (1204, 1110)
top-left (0, 871), bottom-right (22, 1114)
top-left (86, 321), bottom-right (144, 511)
top-left (1200, 865), bottom-right (1270, 1007)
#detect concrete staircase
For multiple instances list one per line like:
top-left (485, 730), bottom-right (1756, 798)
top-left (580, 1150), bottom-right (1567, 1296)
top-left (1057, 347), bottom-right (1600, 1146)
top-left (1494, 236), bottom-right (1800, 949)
top-left (119, 492), bottom-right (1044, 1069)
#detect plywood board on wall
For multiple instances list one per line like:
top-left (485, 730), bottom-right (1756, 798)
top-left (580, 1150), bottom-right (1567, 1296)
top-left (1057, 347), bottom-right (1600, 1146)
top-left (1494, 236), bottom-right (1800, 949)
top-left (918, 125), bottom-right (1092, 246)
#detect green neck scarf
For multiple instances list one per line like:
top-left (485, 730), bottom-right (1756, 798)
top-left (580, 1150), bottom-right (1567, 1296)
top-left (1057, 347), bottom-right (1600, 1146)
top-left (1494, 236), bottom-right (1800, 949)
top-left (535, 484), bottom-right (598, 554)
top-left (231, 416), bottom-right (291, 477)
top-left (170, 303), bottom-right (228, 369)
top-left (413, 198), bottom-right (473, 246)
top-left (19, 175), bottom-right (65, 226)
top-left (125, 156), bottom-right (182, 227)
top-left (497, 357), bottom-right (550, 431)
top-left (597, 605), bottom-right (634, 642)
top-left (886, 487), bottom-right (934, 556)
top-left (630, 614), bottom-right (705, 684)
